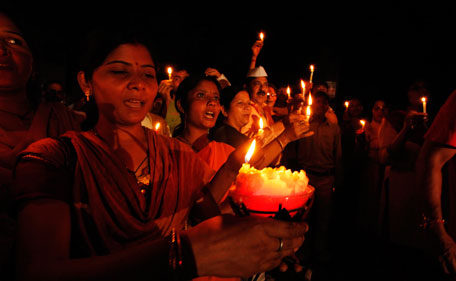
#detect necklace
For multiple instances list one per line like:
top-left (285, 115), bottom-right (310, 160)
top-left (92, 128), bottom-right (151, 194)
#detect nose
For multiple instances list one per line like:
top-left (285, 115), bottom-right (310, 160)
top-left (0, 40), bottom-right (10, 56)
top-left (207, 97), bottom-right (219, 106)
top-left (127, 74), bottom-right (146, 91)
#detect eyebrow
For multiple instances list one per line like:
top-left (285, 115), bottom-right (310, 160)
top-left (105, 60), bottom-right (155, 69)
top-left (6, 30), bottom-right (24, 37)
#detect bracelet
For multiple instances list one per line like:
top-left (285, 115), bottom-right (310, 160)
top-left (420, 214), bottom-right (445, 229)
top-left (276, 138), bottom-right (285, 151)
top-left (169, 228), bottom-right (183, 280)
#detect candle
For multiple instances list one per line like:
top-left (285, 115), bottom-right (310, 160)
top-left (245, 139), bottom-right (256, 163)
top-left (300, 79), bottom-right (306, 94)
top-left (421, 97), bottom-right (427, 113)
top-left (231, 164), bottom-right (314, 217)
top-left (167, 67), bottom-right (173, 80)
top-left (309, 65), bottom-right (315, 84)
top-left (259, 32), bottom-right (264, 42)
top-left (258, 117), bottom-right (264, 136)
top-left (345, 101), bottom-right (349, 109)
top-left (360, 119), bottom-right (366, 130)
top-left (287, 86), bottom-right (291, 100)
top-left (154, 122), bottom-right (161, 132)
top-left (306, 93), bottom-right (312, 121)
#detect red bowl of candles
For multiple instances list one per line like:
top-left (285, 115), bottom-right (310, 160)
top-left (229, 164), bottom-right (315, 218)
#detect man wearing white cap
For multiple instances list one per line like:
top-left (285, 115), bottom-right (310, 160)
top-left (241, 66), bottom-right (286, 146)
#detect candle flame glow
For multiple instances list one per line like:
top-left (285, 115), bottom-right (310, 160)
top-left (306, 105), bottom-right (311, 117)
top-left (345, 101), bottom-right (349, 108)
top-left (259, 32), bottom-right (264, 41)
top-left (287, 86), bottom-right (291, 98)
top-left (301, 80), bottom-right (306, 93)
top-left (259, 118), bottom-right (264, 129)
top-left (421, 97), bottom-right (427, 103)
top-left (154, 122), bottom-right (161, 131)
top-left (360, 120), bottom-right (366, 127)
top-left (167, 67), bottom-right (173, 80)
top-left (245, 139), bottom-right (256, 163)
top-left (308, 93), bottom-right (312, 106)
top-left (310, 65), bottom-right (315, 72)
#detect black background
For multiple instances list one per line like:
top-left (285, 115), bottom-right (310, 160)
top-left (5, 3), bottom-right (456, 112)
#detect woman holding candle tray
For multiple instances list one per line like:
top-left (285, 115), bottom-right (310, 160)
top-left (12, 25), bottom-right (309, 281)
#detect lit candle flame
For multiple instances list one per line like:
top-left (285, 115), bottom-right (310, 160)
top-left (421, 97), bottom-right (427, 113)
top-left (360, 119), bottom-right (366, 129)
top-left (245, 139), bottom-right (256, 163)
top-left (259, 117), bottom-right (264, 129)
top-left (308, 92), bottom-right (312, 106)
top-left (258, 118), bottom-right (264, 136)
top-left (306, 105), bottom-right (311, 117)
top-left (301, 80), bottom-right (306, 94)
top-left (309, 65), bottom-right (315, 84)
top-left (154, 122), bottom-right (161, 131)
top-left (345, 101), bottom-right (349, 109)
top-left (167, 67), bottom-right (173, 80)
top-left (287, 86), bottom-right (291, 99)
top-left (259, 32), bottom-right (264, 41)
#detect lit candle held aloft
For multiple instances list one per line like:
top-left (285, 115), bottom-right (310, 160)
top-left (305, 92), bottom-right (312, 121)
top-left (345, 101), bottom-right (349, 109)
top-left (167, 67), bottom-right (173, 80)
top-left (259, 32), bottom-right (264, 42)
top-left (421, 97), bottom-right (427, 113)
top-left (287, 86), bottom-right (291, 100)
top-left (360, 119), bottom-right (366, 130)
top-left (309, 65), bottom-right (315, 84)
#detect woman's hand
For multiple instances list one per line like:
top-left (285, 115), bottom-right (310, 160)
top-left (158, 80), bottom-right (174, 104)
top-left (187, 214), bottom-right (308, 278)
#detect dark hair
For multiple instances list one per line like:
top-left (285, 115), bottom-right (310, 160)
top-left (219, 84), bottom-right (245, 110)
top-left (313, 91), bottom-right (330, 102)
top-left (76, 24), bottom-right (159, 131)
top-left (172, 75), bottom-right (221, 137)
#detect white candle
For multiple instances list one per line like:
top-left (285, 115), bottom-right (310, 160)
top-left (309, 65), bottom-right (315, 84)
top-left (421, 97), bottom-right (427, 113)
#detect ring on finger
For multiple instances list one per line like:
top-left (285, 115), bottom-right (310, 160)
top-left (277, 238), bottom-right (284, 252)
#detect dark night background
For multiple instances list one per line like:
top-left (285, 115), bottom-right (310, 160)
top-left (4, 3), bottom-right (456, 114)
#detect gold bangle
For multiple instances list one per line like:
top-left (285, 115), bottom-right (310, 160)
top-left (276, 138), bottom-right (285, 151)
top-left (420, 214), bottom-right (445, 229)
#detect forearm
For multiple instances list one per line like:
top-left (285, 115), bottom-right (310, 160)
top-left (206, 161), bottom-right (239, 203)
top-left (258, 134), bottom-right (288, 169)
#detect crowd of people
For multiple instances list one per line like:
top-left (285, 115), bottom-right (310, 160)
top-left (1, 11), bottom-right (456, 281)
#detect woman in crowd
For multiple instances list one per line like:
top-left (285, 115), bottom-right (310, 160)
top-left (0, 12), bottom-right (83, 280)
top-left (12, 26), bottom-right (308, 281)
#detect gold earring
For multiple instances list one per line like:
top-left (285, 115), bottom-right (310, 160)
top-left (85, 90), bottom-right (91, 101)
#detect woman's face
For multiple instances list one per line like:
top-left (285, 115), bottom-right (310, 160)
top-left (226, 90), bottom-right (251, 130)
top-left (0, 14), bottom-right (33, 93)
top-left (88, 43), bottom-right (158, 127)
top-left (186, 80), bottom-right (220, 130)
top-left (372, 100), bottom-right (385, 123)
